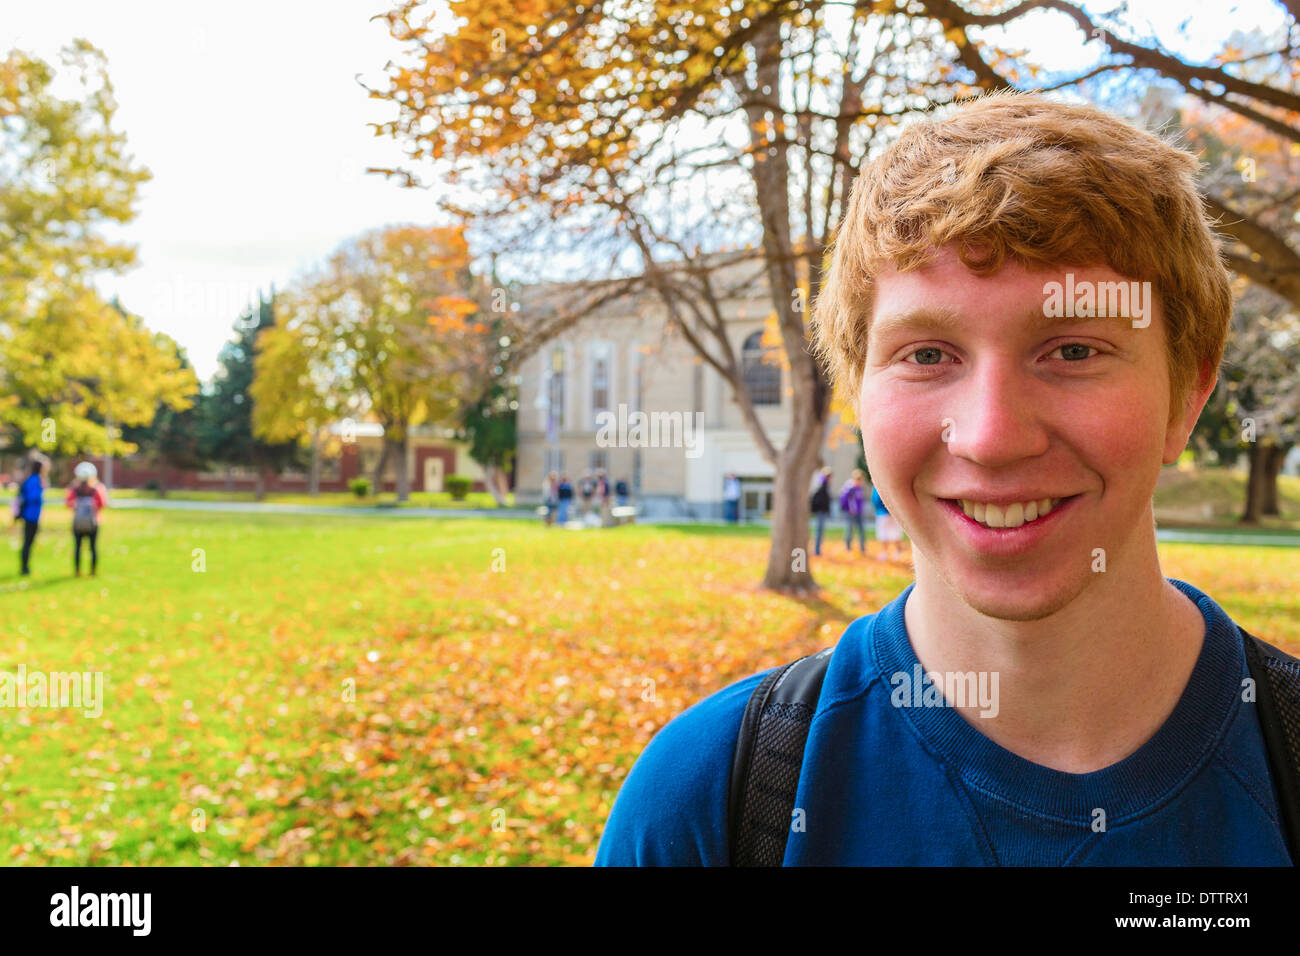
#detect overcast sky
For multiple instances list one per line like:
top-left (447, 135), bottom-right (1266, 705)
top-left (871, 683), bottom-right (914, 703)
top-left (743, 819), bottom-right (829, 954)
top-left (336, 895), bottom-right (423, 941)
top-left (3, 1), bottom-right (1279, 383)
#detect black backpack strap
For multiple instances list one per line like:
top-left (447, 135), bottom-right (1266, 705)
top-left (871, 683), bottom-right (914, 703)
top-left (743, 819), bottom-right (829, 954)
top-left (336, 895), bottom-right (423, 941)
top-left (728, 647), bottom-right (833, 866)
top-left (1241, 627), bottom-right (1300, 865)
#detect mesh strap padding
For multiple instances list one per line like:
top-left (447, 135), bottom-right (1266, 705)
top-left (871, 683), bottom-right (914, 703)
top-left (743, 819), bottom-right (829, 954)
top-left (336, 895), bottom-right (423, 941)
top-left (733, 699), bottom-right (817, 866)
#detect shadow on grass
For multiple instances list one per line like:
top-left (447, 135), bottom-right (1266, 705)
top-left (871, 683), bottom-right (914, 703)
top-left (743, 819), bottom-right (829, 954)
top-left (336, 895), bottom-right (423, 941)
top-left (0, 572), bottom-right (82, 595)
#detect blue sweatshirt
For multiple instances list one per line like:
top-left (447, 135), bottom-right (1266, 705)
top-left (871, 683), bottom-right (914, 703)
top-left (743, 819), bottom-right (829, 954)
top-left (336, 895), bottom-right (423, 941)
top-left (594, 579), bottom-right (1292, 865)
top-left (17, 473), bottom-right (43, 523)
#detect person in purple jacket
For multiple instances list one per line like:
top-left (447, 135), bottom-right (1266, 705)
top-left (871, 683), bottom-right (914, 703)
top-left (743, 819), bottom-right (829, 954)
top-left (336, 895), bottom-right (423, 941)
top-left (839, 469), bottom-right (868, 554)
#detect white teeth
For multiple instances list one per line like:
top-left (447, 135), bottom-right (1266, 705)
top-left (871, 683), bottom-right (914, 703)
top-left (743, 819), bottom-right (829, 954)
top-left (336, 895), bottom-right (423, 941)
top-left (958, 497), bottom-right (1062, 529)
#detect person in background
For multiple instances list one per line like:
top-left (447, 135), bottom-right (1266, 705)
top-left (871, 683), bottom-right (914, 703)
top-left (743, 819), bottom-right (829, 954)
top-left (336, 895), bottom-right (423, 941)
top-left (596, 469), bottom-right (612, 527)
top-left (556, 474), bottom-right (574, 525)
top-left (12, 456), bottom-right (46, 576)
top-left (542, 471), bottom-right (559, 526)
top-left (839, 469), bottom-right (868, 554)
top-left (615, 477), bottom-right (629, 508)
top-left (723, 473), bottom-right (741, 523)
top-left (871, 483), bottom-right (906, 562)
top-left (809, 467), bottom-right (832, 556)
top-left (579, 470), bottom-right (595, 520)
top-left (66, 461), bottom-right (109, 577)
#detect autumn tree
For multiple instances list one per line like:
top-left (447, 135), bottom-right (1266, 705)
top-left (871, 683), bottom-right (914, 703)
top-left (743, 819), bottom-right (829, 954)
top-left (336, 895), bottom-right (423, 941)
top-left (0, 42), bottom-right (195, 465)
top-left (262, 225), bottom-right (483, 501)
top-left (373, 0), bottom-right (967, 590)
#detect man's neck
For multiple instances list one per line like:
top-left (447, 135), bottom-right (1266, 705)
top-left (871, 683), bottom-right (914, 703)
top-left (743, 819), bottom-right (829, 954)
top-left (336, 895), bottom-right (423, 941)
top-left (903, 545), bottom-right (1206, 774)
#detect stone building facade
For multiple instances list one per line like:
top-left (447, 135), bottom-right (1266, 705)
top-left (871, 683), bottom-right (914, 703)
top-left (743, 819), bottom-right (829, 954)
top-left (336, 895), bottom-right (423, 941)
top-left (515, 275), bottom-right (862, 519)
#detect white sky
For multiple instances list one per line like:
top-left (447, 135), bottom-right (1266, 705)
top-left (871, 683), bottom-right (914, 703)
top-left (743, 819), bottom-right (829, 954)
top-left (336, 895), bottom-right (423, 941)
top-left (4, 1), bottom-right (450, 382)
top-left (3, 0), bottom-right (1281, 383)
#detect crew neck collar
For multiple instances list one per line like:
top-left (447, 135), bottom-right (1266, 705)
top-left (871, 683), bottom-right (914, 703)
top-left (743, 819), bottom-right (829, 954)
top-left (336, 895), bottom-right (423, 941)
top-left (867, 579), bottom-right (1241, 820)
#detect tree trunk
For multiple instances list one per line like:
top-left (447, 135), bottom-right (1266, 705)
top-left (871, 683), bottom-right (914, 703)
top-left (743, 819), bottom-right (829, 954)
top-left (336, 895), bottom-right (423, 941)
top-left (224, 466), bottom-right (234, 492)
top-left (394, 436), bottom-right (411, 502)
top-left (747, 18), bottom-right (833, 591)
top-left (372, 441), bottom-right (391, 492)
top-left (1242, 442), bottom-right (1270, 524)
top-left (1262, 443), bottom-right (1288, 516)
top-left (308, 428), bottom-right (322, 497)
top-left (254, 466), bottom-right (266, 502)
top-left (483, 464), bottom-right (509, 506)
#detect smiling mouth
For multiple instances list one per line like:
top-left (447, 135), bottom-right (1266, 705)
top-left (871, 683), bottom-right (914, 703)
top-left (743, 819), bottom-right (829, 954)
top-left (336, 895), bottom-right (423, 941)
top-left (946, 495), bottom-right (1081, 530)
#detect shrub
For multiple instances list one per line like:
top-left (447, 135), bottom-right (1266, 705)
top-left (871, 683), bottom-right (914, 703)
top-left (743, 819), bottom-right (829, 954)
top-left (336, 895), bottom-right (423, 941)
top-left (349, 477), bottom-right (372, 498)
top-left (444, 475), bottom-right (471, 500)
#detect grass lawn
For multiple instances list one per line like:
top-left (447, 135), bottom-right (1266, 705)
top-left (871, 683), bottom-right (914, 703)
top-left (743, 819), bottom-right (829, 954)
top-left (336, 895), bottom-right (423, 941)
top-left (106, 488), bottom-right (512, 510)
top-left (2, 509), bottom-right (1298, 866)
top-left (1154, 465), bottom-right (1300, 531)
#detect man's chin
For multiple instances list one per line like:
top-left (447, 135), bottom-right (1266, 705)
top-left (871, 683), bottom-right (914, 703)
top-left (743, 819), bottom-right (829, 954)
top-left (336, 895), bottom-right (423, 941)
top-left (935, 565), bottom-right (1087, 623)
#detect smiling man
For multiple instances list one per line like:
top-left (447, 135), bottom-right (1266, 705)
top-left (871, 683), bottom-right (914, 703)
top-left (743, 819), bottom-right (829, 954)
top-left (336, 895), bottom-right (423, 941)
top-left (593, 91), bottom-right (1299, 866)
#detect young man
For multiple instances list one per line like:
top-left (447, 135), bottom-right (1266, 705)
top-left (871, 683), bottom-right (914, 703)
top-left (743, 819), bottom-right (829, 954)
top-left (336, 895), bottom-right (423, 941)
top-left (594, 91), bottom-right (1294, 865)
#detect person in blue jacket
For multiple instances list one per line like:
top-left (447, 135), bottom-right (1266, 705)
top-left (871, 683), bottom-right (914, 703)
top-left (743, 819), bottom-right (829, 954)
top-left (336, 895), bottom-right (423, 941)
top-left (594, 93), bottom-right (1295, 866)
top-left (12, 457), bottom-right (46, 576)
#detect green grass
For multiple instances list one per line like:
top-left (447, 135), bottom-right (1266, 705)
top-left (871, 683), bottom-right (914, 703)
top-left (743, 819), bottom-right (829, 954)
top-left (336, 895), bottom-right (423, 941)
top-left (106, 488), bottom-right (512, 510)
top-left (1154, 465), bottom-right (1300, 531)
top-left (2, 508), bottom-right (1298, 865)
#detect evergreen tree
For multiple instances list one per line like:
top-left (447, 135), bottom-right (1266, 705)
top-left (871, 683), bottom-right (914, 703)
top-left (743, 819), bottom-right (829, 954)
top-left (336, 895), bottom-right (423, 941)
top-left (197, 292), bottom-right (304, 499)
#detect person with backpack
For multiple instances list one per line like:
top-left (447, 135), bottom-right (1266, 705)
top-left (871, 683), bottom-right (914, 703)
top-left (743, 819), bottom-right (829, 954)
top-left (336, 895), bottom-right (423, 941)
top-left (809, 468), bottom-right (832, 556)
top-left (66, 461), bottom-right (108, 577)
top-left (556, 474), bottom-right (573, 525)
top-left (838, 469), bottom-right (868, 554)
top-left (614, 477), bottom-right (629, 508)
top-left (595, 93), bottom-right (1300, 867)
top-left (11, 456), bottom-right (46, 576)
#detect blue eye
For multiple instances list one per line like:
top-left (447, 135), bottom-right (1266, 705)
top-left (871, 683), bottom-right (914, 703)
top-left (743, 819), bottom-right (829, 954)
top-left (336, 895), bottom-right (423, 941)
top-left (911, 347), bottom-right (946, 365)
top-left (1056, 344), bottom-right (1094, 361)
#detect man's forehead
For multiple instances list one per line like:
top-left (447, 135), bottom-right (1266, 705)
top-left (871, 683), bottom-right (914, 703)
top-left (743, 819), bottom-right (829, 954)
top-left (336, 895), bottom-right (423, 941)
top-left (868, 261), bottom-right (1158, 343)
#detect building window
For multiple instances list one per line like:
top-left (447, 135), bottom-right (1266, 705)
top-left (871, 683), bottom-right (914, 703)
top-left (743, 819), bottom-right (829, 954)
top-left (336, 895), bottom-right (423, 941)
top-left (591, 345), bottom-right (611, 422)
top-left (742, 331), bottom-right (781, 405)
top-left (692, 361), bottom-right (703, 415)
top-left (589, 450), bottom-right (608, 472)
top-left (544, 449), bottom-right (565, 476)
top-left (547, 348), bottom-right (566, 432)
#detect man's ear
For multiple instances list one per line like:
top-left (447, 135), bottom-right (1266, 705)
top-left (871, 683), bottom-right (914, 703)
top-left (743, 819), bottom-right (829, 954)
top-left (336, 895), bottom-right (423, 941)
top-left (1163, 361), bottom-right (1218, 465)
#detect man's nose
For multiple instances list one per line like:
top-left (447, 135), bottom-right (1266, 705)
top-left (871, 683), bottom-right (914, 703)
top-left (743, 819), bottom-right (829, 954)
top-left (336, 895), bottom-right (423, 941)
top-left (942, 360), bottom-right (1049, 467)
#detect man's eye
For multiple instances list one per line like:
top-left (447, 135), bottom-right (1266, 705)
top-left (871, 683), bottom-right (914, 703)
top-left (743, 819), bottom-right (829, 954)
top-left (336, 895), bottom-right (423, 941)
top-left (908, 347), bottom-right (948, 365)
top-left (1054, 344), bottom-right (1095, 361)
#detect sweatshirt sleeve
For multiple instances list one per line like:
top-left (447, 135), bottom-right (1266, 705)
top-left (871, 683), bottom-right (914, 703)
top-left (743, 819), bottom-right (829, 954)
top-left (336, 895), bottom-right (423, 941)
top-left (65, 487), bottom-right (75, 508)
top-left (593, 668), bottom-right (771, 867)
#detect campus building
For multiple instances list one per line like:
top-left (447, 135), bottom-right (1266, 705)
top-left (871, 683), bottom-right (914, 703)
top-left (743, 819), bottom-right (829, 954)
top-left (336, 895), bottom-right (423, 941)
top-left (68, 423), bottom-right (489, 495)
top-left (515, 266), bottom-right (862, 519)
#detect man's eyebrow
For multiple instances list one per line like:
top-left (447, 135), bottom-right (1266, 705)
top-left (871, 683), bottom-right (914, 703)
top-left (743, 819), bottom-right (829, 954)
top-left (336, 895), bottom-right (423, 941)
top-left (868, 303), bottom-right (1142, 345)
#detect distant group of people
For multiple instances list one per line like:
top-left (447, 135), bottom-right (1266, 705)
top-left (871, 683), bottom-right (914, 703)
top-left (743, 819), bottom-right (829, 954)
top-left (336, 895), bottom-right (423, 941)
top-left (8, 456), bottom-right (109, 577)
top-left (809, 467), bottom-right (907, 560)
top-left (541, 469), bottom-right (630, 527)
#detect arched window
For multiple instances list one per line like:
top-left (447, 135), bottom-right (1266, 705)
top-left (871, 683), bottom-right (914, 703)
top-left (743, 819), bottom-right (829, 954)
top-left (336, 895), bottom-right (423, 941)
top-left (742, 331), bottom-right (781, 405)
